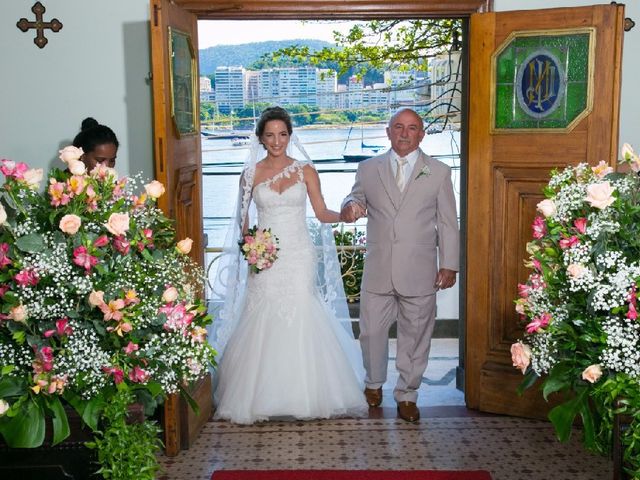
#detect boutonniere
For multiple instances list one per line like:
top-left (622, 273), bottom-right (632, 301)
top-left (416, 165), bottom-right (431, 180)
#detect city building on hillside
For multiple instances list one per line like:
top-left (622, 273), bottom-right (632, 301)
top-left (258, 66), bottom-right (319, 106)
top-left (215, 66), bottom-right (245, 114)
top-left (316, 69), bottom-right (337, 110)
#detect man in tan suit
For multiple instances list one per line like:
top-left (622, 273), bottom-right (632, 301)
top-left (341, 108), bottom-right (459, 422)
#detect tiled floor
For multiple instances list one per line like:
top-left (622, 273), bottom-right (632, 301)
top-left (158, 339), bottom-right (613, 480)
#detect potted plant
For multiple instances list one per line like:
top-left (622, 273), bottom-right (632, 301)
top-left (0, 147), bottom-right (216, 478)
top-left (511, 144), bottom-right (640, 479)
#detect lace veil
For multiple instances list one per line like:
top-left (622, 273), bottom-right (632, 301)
top-left (208, 134), bottom-right (364, 382)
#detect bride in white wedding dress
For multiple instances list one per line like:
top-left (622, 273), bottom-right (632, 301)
top-left (212, 107), bottom-right (368, 424)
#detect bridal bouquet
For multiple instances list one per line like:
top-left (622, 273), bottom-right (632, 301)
top-left (239, 226), bottom-right (279, 274)
top-left (512, 143), bottom-right (640, 477)
top-left (0, 147), bottom-right (215, 478)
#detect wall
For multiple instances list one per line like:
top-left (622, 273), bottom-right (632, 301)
top-left (494, 0), bottom-right (640, 150)
top-left (0, 0), bottom-right (153, 178)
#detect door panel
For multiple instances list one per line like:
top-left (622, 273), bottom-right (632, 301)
top-left (150, 0), bottom-right (206, 456)
top-left (466, 4), bottom-right (624, 417)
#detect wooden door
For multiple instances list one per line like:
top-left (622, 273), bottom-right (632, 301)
top-left (465, 4), bottom-right (624, 417)
top-left (150, 0), bottom-right (207, 456)
top-left (150, 0), bottom-right (204, 267)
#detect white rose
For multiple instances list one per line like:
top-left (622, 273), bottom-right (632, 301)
top-left (0, 399), bottom-right (9, 416)
top-left (585, 182), bottom-right (616, 210)
top-left (68, 159), bottom-right (87, 176)
top-left (536, 199), bottom-right (556, 218)
top-left (0, 203), bottom-right (7, 225)
top-left (23, 168), bottom-right (44, 189)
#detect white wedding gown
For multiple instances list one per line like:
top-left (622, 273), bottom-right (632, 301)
top-left (214, 162), bottom-right (368, 424)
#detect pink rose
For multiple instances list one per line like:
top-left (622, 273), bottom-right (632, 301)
top-left (144, 180), bottom-right (166, 199)
top-left (88, 290), bottom-right (105, 307)
top-left (585, 182), bottom-right (616, 210)
top-left (162, 286), bottom-right (179, 303)
top-left (581, 364), bottom-right (603, 383)
top-left (105, 212), bottom-right (130, 236)
top-left (536, 199), bottom-right (556, 218)
top-left (567, 263), bottom-right (587, 278)
top-left (58, 146), bottom-right (84, 163)
top-left (176, 238), bottom-right (193, 254)
top-left (59, 214), bottom-right (82, 235)
top-left (511, 342), bottom-right (532, 374)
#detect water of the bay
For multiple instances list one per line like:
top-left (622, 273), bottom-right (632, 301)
top-left (202, 125), bottom-right (461, 246)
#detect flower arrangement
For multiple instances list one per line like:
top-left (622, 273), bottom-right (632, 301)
top-left (0, 147), bottom-right (215, 478)
top-left (512, 143), bottom-right (640, 477)
top-left (415, 165), bottom-right (431, 180)
top-left (239, 226), bottom-right (279, 274)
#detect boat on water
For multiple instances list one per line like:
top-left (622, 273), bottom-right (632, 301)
top-left (342, 123), bottom-right (385, 161)
top-left (231, 137), bottom-right (251, 147)
top-left (342, 147), bottom-right (383, 162)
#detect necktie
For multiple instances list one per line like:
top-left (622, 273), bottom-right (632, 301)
top-left (395, 157), bottom-right (408, 190)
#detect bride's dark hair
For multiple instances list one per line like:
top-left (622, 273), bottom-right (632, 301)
top-left (255, 106), bottom-right (293, 137)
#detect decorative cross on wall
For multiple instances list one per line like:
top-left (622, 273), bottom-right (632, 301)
top-left (16, 2), bottom-right (63, 49)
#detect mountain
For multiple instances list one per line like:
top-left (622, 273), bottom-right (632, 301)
top-left (198, 39), bottom-right (334, 75)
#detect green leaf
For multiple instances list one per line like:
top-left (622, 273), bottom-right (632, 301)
top-left (178, 383), bottom-right (200, 416)
top-left (64, 391), bottom-right (105, 431)
top-left (579, 400), bottom-right (596, 450)
top-left (14, 233), bottom-right (45, 253)
top-left (0, 398), bottom-right (46, 447)
top-left (516, 370), bottom-right (539, 395)
top-left (47, 396), bottom-right (70, 445)
top-left (542, 375), bottom-right (571, 401)
top-left (0, 375), bottom-right (25, 397)
top-left (548, 390), bottom-right (587, 443)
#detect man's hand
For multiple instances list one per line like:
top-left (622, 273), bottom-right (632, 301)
top-left (434, 268), bottom-right (457, 290)
top-left (340, 201), bottom-right (366, 223)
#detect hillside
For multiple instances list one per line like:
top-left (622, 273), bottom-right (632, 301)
top-left (198, 39), bottom-right (333, 75)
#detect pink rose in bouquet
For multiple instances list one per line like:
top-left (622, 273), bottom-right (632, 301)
top-left (239, 226), bottom-right (279, 274)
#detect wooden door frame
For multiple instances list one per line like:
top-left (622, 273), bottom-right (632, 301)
top-left (173, 0), bottom-right (487, 389)
top-left (175, 0), bottom-right (491, 19)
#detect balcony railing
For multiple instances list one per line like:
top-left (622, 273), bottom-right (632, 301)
top-left (205, 243), bottom-right (367, 303)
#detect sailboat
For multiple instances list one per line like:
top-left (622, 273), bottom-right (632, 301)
top-left (342, 123), bottom-right (385, 162)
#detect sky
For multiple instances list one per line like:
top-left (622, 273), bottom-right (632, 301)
top-left (197, 20), bottom-right (356, 48)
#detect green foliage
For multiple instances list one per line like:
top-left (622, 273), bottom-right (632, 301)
top-left (268, 19), bottom-right (462, 77)
top-left (87, 387), bottom-right (163, 480)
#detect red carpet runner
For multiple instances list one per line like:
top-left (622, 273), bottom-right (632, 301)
top-left (211, 470), bottom-right (492, 480)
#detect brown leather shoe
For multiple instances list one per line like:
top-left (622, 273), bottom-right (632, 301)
top-left (364, 387), bottom-right (383, 407)
top-left (397, 401), bottom-right (420, 422)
